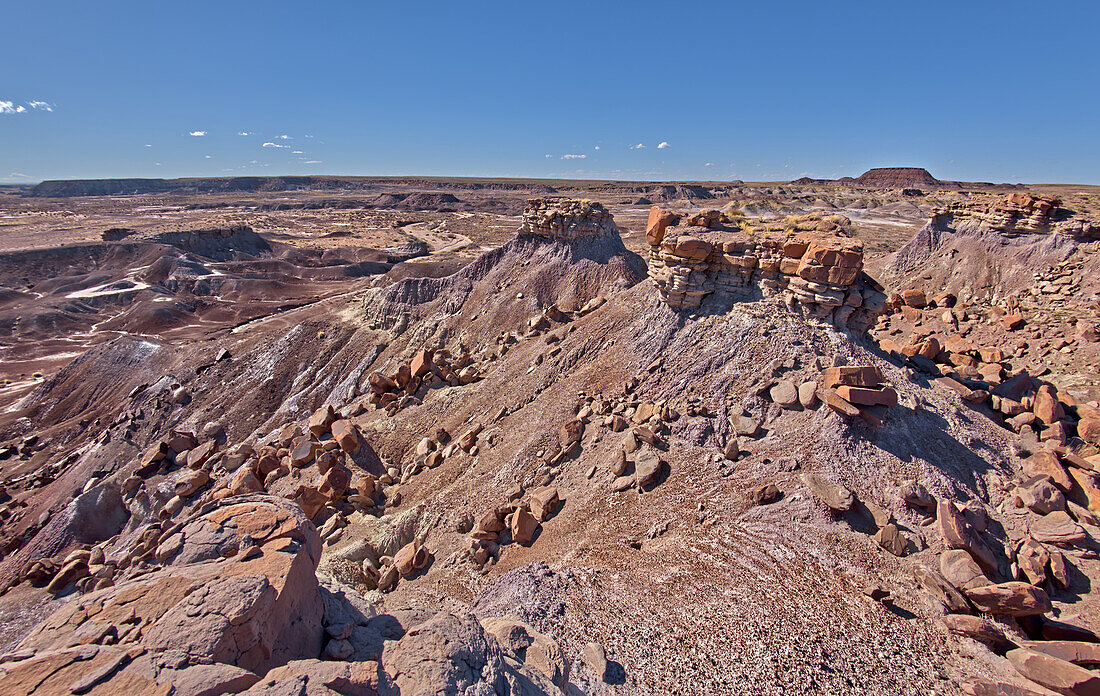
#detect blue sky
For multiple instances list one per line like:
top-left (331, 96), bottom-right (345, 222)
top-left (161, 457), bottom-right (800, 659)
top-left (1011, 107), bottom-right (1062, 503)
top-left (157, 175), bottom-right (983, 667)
top-left (2, 1), bottom-right (1098, 184)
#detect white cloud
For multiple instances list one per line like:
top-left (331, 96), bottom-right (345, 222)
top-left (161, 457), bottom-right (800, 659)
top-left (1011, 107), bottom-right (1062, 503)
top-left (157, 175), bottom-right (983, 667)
top-left (561, 154), bottom-right (587, 160)
top-left (3, 172), bottom-right (31, 180)
top-left (657, 141), bottom-right (670, 149)
top-left (304, 160), bottom-right (322, 164)
top-left (545, 154), bottom-right (552, 159)
top-left (594, 145), bottom-right (600, 150)
top-left (189, 130), bottom-right (206, 136)
top-left (304, 134), bottom-right (314, 138)
top-left (2, 100), bottom-right (53, 115)
top-left (291, 150), bottom-right (304, 154)
top-left (277, 134), bottom-right (290, 140)
top-left (238, 131), bottom-right (252, 136)
top-left (629, 143), bottom-right (645, 150)
top-left (204, 155), bottom-right (212, 159)
top-left (704, 162), bottom-right (714, 167)
top-left (261, 142), bottom-right (287, 148)
top-left (145, 144), bottom-right (152, 147)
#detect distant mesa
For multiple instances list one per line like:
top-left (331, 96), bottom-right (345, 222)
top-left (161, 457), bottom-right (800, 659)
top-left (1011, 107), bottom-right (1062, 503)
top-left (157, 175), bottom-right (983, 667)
top-left (855, 167), bottom-right (941, 188)
top-left (793, 168), bottom-right (942, 189)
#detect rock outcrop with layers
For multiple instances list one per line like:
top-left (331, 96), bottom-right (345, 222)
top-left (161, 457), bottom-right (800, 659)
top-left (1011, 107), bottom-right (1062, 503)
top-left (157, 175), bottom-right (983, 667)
top-left (645, 206), bottom-right (887, 330)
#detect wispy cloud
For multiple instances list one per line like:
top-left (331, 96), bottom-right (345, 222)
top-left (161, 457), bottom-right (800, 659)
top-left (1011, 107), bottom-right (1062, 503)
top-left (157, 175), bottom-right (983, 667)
top-left (238, 131), bottom-right (252, 136)
top-left (545, 154), bottom-right (552, 159)
top-left (2, 100), bottom-right (53, 115)
top-left (291, 150), bottom-right (304, 154)
top-left (3, 172), bottom-right (31, 180)
top-left (657, 141), bottom-right (670, 149)
top-left (629, 143), bottom-right (645, 150)
top-left (189, 130), bottom-right (206, 136)
top-left (594, 145), bottom-right (600, 150)
top-left (204, 155), bottom-right (212, 159)
top-left (262, 142), bottom-right (287, 148)
top-left (145, 144), bottom-right (152, 148)
top-left (561, 154), bottom-right (587, 160)
top-left (2, 99), bottom-right (51, 114)
top-left (704, 162), bottom-right (714, 167)
top-left (277, 134), bottom-right (290, 140)
top-left (304, 160), bottom-right (322, 164)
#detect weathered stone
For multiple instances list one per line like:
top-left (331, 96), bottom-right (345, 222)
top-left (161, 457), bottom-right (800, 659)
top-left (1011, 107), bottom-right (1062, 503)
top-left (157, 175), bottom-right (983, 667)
top-left (821, 366), bottom-right (884, 389)
top-left (393, 541), bottom-right (429, 577)
top-left (770, 380), bottom-right (799, 408)
top-left (875, 523), bottom-right (906, 556)
top-left (1019, 476), bottom-right (1067, 514)
top-left (940, 549), bottom-right (992, 592)
top-left (330, 420), bottom-right (360, 454)
top-left (634, 447), bottom-right (662, 488)
top-left (581, 642), bottom-right (609, 682)
top-left (937, 499), bottom-right (998, 573)
top-left (1023, 451), bottom-right (1072, 492)
top-left (965, 582), bottom-right (1052, 617)
top-left (836, 385), bottom-right (898, 407)
top-left (798, 381), bottom-right (819, 408)
top-left (1033, 385), bottom-right (1065, 426)
top-left (801, 472), bottom-right (854, 512)
top-left (510, 507), bottom-right (538, 545)
top-left (529, 487), bottom-right (560, 521)
top-left (913, 566), bottom-right (971, 614)
top-left (1006, 648), bottom-right (1100, 695)
top-left (308, 405), bottom-right (336, 437)
top-left (940, 614), bottom-right (1011, 650)
top-left (1030, 510), bottom-right (1087, 546)
top-left (751, 484), bottom-right (782, 506)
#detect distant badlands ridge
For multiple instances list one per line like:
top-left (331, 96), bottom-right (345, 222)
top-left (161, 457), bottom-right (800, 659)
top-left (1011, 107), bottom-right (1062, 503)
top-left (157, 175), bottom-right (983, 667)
top-left (20, 168), bottom-right (1018, 198)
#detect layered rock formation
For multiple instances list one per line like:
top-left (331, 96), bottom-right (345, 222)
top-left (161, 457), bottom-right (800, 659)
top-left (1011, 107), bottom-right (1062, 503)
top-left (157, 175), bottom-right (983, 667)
top-left (645, 206), bottom-right (887, 330)
top-left (932, 193), bottom-right (1100, 239)
top-left (518, 198), bottom-right (617, 240)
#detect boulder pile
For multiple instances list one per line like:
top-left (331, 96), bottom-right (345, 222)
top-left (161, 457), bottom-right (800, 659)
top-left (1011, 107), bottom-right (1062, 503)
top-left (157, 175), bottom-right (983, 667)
top-left (645, 206), bottom-right (887, 330)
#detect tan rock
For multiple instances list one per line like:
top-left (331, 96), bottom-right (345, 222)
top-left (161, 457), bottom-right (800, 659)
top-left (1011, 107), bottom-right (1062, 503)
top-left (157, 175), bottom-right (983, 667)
top-left (798, 381), bottom-right (819, 408)
top-left (581, 642), bottom-right (609, 682)
top-left (1006, 648), bottom-right (1100, 695)
top-left (875, 523), bottom-right (906, 556)
top-left (913, 566), bottom-right (971, 614)
top-left (308, 404), bottom-right (336, 437)
top-left (634, 447), bottom-right (663, 488)
top-left (821, 366), bottom-right (884, 389)
top-left (940, 549), bottom-right (992, 592)
top-left (393, 541), bottom-right (429, 577)
top-left (965, 582), bottom-right (1052, 616)
top-left (801, 472), bottom-right (854, 512)
top-left (940, 614), bottom-right (1011, 649)
top-left (1030, 510), bottom-right (1087, 546)
top-left (330, 420), bottom-right (360, 454)
top-left (529, 487), bottom-right (561, 521)
top-left (1034, 385), bottom-right (1065, 426)
top-left (1023, 451), bottom-right (1073, 492)
top-left (510, 507), bottom-right (539, 545)
top-left (770, 380), bottom-right (799, 408)
top-left (936, 500), bottom-right (997, 573)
